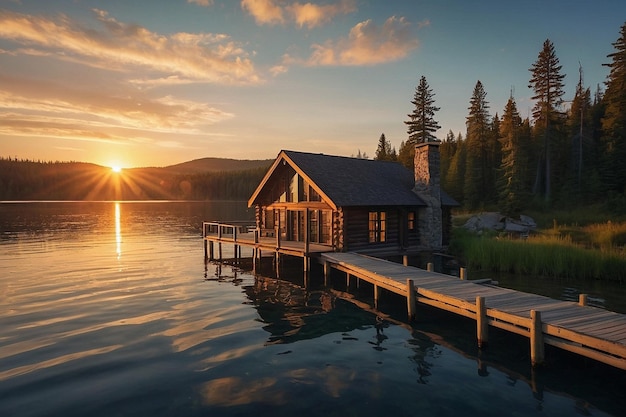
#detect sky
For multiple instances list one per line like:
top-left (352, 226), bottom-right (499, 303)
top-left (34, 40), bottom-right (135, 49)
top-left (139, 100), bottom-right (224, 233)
top-left (1, 0), bottom-right (625, 168)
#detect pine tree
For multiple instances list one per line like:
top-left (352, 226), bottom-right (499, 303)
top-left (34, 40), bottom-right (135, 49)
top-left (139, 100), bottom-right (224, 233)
top-left (445, 136), bottom-right (466, 203)
top-left (601, 22), bottom-right (626, 194)
top-left (464, 80), bottom-right (491, 210)
top-left (374, 133), bottom-right (396, 161)
top-left (498, 96), bottom-right (531, 215)
top-left (528, 39), bottom-right (566, 203)
top-left (568, 65), bottom-right (592, 189)
top-left (403, 76), bottom-right (441, 169)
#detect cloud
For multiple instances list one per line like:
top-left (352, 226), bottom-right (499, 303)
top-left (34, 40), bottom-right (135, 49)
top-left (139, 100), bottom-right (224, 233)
top-left (241, 0), bottom-right (356, 28)
top-left (0, 75), bottom-right (234, 146)
top-left (287, 0), bottom-right (356, 28)
top-left (306, 16), bottom-right (418, 66)
top-left (0, 9), bottom-right (261, 85)
top-left (241, 0), bottom-right (285, 25)
top-left (187, 0), bottom-right (214, 6)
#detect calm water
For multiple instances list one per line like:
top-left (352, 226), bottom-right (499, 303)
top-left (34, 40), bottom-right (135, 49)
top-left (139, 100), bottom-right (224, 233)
top-left (1, 201), bottom-right (625, 417)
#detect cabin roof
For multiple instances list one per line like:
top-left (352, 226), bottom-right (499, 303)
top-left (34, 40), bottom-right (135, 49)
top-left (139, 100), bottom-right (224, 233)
top-left (248, 150), bottom-right (458, 208)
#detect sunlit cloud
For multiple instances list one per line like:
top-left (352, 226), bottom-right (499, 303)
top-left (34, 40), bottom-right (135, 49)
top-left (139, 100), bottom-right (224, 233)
top-left (306, 16), bottom-right (418, 66)
top-left (0, 71), bottom-right (234, 149)
top-left (241, 0), bottom-right (285, 25)
top-left (241, 0), bottom-right (356, 28)
top-left (0, 8), bottom-right (261, 85)
top-left (188, 0), bottom-right (214, 6)
top-left (287, 0), bottom-right (356, 28)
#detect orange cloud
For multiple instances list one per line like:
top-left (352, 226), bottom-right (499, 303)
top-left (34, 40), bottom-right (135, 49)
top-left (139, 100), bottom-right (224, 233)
top-left (307, 16), bottom-right (418, 66)
top-left (0, 74), bottom-right (234, 148)
top-left (287, 0), bottom-right (356, 28)
top-left (241, 0), bottom-right (356, 28)
top-left (241, 0), bottom-right (285, 25)
top-left (0, 9), bottom-right (261, 85)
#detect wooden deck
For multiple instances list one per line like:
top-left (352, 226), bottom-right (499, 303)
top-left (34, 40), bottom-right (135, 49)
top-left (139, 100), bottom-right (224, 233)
top-left (202, 222), bottom-right (331, 269)
top-left (320, 252), bottom-right (626, 371)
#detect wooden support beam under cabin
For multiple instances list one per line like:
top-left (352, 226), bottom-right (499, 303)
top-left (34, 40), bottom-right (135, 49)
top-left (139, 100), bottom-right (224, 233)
top-left (323, 261), bottom-right (330, 286)
top-left (374, 284), bottom-right (380, 309)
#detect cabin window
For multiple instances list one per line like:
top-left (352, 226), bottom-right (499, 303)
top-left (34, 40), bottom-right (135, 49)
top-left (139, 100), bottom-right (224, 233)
top-left (408, 211), bottom-right (416, 231)
top-left (309, 186), bottom-right (321, 202)
top-left (368, 211), bottom-right (386, 243)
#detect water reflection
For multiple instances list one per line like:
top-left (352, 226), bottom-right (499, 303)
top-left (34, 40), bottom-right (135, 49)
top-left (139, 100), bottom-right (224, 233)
top-left (114, 202), bottom-right (121, 259)
top-left (243, 274), bottom-right (374, 345)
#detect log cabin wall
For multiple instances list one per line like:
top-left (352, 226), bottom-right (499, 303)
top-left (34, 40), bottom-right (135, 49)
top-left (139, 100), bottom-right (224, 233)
top-left (342, 206), bottom-right (401, 252)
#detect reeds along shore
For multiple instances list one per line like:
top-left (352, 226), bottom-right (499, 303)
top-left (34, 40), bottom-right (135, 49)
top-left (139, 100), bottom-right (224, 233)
top-left (450, 224), bottom-right (626, 281)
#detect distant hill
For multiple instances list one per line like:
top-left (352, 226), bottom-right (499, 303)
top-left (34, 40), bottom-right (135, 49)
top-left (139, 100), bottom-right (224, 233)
top-left (0, 156), bottom-right (272, 201)
top-left (159, 158), bottom-right (273, 175)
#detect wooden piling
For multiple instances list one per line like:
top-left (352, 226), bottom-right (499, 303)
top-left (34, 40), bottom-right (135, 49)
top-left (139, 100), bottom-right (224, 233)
top-left (460, 267), bottom-right (467, 280)
top-left (407, 279), bottom-right (416, 321)
top-left (476, 296), bottom-right (488, 348)
top-left (530, 310), bottom-right (545, 367)
top-left (323, 261), bottom-right (330, 286)
top-left (403, 255), bottom-right (409, 266)
top-left (427, 262), bottom-right (433, 272)
top-left (579, 294), bottom-right (588, 306)
top-left (374, 284), bottom-right (380, 309)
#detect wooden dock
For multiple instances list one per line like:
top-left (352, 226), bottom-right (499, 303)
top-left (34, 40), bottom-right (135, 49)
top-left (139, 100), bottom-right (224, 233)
top-left (320, 252), bottom-right (626, 371)
top-left (203, 222), bottom-right (626, 371)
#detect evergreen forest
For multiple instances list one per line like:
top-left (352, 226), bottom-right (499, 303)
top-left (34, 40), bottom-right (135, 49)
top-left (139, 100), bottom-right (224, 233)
top-left (377, 22), bottom-right (626, 216)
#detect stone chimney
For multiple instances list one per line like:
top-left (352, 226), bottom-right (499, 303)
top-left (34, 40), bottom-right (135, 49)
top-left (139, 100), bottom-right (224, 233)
top-left (413, 142), bottom-right (442, 249)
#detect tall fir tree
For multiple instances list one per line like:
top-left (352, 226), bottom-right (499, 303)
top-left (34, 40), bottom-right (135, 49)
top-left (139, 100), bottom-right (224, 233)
top-left (464, 80), bottom-right (491, 210)
top-left (601, 22), bottom-right (626, 195)
top-left (528, 39), bottom-right (566, 203)
top-left (568, 65), bottom-right (593, 191)
top-left (402, 76), bottom-right (441, 170)
top-left (405, 76), bottom-right (441, 144)
top-left (374, 133), bottom-right (394, 161)
top-left (498, 96), bottom-right (531, 215)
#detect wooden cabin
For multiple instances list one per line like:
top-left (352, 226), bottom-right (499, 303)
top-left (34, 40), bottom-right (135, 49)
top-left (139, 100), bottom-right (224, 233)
top-left (247, 143), bottom-right (458, 256)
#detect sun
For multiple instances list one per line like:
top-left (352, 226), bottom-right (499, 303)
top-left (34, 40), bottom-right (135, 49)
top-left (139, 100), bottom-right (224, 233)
top-left (111, 166), bottom-right (123, 173)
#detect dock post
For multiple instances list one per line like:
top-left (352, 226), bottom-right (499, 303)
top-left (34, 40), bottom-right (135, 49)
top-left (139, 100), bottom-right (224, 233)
top-left (460, 267), bottom-right (467, 280)
top-left (218, 242), bottom-right (222, 261)
top-left (427, 262), bottom-right (434, 272)
top-left (233, 226), bottom-right (238, 263)
top-left (209, 241), bottom-right (214, 261)
top-left (323, 261), bottom-right (330, 286)
top-left (406, 279), bottom-right (416, 321)
top-left (579, 294), bottom-right (588, 306)
top-left (476, 296), bottom-right (488, 348)
top-left (275, 252), bottom-right (281, 277)
top-left (204, 238), bottom-right (208, 260)
top-left (530, 310), bottom-right (545, 367)
top-left (374, 284), bottom-right (380, 309)
top-left (403, 255), bottom-right (409, 266)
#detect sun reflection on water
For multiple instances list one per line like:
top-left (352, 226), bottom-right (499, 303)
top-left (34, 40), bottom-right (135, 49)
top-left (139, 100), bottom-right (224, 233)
top-left (115, 202), bottom-right (122, 258)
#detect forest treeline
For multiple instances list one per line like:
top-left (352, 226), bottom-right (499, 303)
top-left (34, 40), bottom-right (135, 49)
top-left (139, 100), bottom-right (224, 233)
top-left (0, 157), bottom-right (269, 201)
top-left (375, 22), bottom-right (626, 216)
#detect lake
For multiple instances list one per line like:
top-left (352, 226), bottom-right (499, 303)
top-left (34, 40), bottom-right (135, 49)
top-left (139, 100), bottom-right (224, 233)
top-left (1, 201), bottom-right (625, 417)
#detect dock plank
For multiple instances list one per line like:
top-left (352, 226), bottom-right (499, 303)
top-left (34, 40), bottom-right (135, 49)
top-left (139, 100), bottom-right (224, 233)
top-left (319, 252), bottom-right (626, 371)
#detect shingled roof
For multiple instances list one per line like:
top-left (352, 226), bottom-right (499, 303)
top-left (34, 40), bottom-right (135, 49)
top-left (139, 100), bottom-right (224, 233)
top-left (249, 150), bottom-right (458, 208)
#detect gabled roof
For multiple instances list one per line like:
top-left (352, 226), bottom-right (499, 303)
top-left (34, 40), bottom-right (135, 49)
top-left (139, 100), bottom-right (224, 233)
top-left (248, 150), bottom-right (458, 209)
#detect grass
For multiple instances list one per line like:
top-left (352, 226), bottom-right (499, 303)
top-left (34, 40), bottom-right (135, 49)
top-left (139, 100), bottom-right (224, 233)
top-left (449, 220), bottom-right (626, 282)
